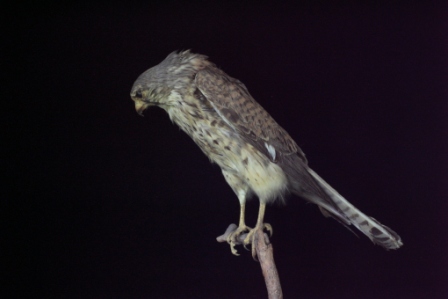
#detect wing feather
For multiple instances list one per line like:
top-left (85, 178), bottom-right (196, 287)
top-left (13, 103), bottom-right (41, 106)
top-left (195, 66), bottom-right (306, 163)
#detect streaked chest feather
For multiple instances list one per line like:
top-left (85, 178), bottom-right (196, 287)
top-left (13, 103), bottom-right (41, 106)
top-left (166, 90), bottom-right (241, 168)
top-left (165, 90), bottom-right (287, 200)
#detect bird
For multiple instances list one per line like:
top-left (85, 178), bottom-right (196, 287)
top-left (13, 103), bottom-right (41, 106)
top-left (130, 50), bottom-right (403, 257)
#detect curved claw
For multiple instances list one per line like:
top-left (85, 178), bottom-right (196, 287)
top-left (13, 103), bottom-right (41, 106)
top-left (244, 223), bottom-right (273, 259)
top-left (230, 242), bottom-right (240, 256)
top-left (226, 225), bottom-right (251, 256)
top-left (264, 223), bottom-right (273, 237)
top-left (224, 223), bottom-right (273, 258)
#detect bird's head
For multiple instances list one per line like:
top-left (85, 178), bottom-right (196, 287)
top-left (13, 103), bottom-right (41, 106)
top-left (130, 82), bottom-right (164, 116)
top-left (130, 50), bottom-right (208, 116)
top-left (130, 64), bottom-right (172, 116)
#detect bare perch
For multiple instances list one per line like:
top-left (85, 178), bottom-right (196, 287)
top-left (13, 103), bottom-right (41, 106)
top-left (254, 229), bottom-right (283, 299)
top-left (217, 224), bottom-right (283, 299)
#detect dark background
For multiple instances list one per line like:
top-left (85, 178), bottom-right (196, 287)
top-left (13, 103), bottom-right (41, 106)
top-left (3, 1), bottom-right (447, 298)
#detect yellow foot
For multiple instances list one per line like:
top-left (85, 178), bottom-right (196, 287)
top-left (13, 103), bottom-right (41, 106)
top-left (243, 223), bottom-right (273, 259)
top-left (227, 225), bottom-right (251, 256)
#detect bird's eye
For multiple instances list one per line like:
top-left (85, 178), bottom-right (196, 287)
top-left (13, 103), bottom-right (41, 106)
top-left (135, 90), bottom-right (143, 98)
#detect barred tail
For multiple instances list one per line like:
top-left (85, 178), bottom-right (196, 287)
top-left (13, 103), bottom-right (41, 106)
top-left (307, 168), bottom-right (403, 250)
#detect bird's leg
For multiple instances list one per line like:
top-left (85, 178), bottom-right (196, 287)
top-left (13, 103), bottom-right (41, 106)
top-left (227, 203), bottom-right (252, 255)
top-left (243, 202), bottom-right (273, 258)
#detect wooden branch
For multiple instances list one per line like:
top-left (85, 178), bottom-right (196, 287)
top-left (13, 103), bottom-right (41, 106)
top-left (217, 224), bottom-right (283, 299)
top-left (254, 228), bottom-right (283, 299)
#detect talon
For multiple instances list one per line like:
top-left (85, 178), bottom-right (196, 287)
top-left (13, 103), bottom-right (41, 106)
top-left (226, 225), bottom-right (251, 256)
top-left (243, 230), bottom-right (255, 246)
top-left (251, 244), bottom-right (257, 260)
top-left (264, 223), bottom-right (273, 237)
top-left (222, 203), bottom-right (273, 257)
top-left (230, 243), bottom-right (240, 256)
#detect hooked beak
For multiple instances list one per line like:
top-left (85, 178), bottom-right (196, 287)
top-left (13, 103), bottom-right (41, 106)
top-left (134, 100), bottom-right (150, 116)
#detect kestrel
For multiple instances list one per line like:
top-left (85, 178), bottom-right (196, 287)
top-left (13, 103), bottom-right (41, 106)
top-left (130, 50), bottom-right (403, 256)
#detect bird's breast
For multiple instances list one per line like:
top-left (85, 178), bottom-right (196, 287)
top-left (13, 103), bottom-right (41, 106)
top-left (167, 99), bottom-right (241, 167)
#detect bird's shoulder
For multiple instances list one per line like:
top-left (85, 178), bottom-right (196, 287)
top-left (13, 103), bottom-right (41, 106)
top-left (194, 65), bottom-right (306, 163)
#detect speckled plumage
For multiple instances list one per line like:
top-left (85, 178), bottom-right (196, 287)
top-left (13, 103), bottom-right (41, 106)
top-left (130, 50), bottom-right (403, 253)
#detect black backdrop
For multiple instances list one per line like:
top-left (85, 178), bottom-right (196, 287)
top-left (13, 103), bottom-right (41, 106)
top-left (4, 1), bottom-right (448, 298)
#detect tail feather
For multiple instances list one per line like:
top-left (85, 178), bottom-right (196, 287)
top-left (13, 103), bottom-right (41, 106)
top-left (280, 154), bottom-right (403, 250)
top-left (307, 168), bottom-right (403, 250)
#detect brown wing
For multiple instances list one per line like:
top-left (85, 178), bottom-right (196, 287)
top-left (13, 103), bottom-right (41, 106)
top-left (195, 65), bottom-right (306, 163)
